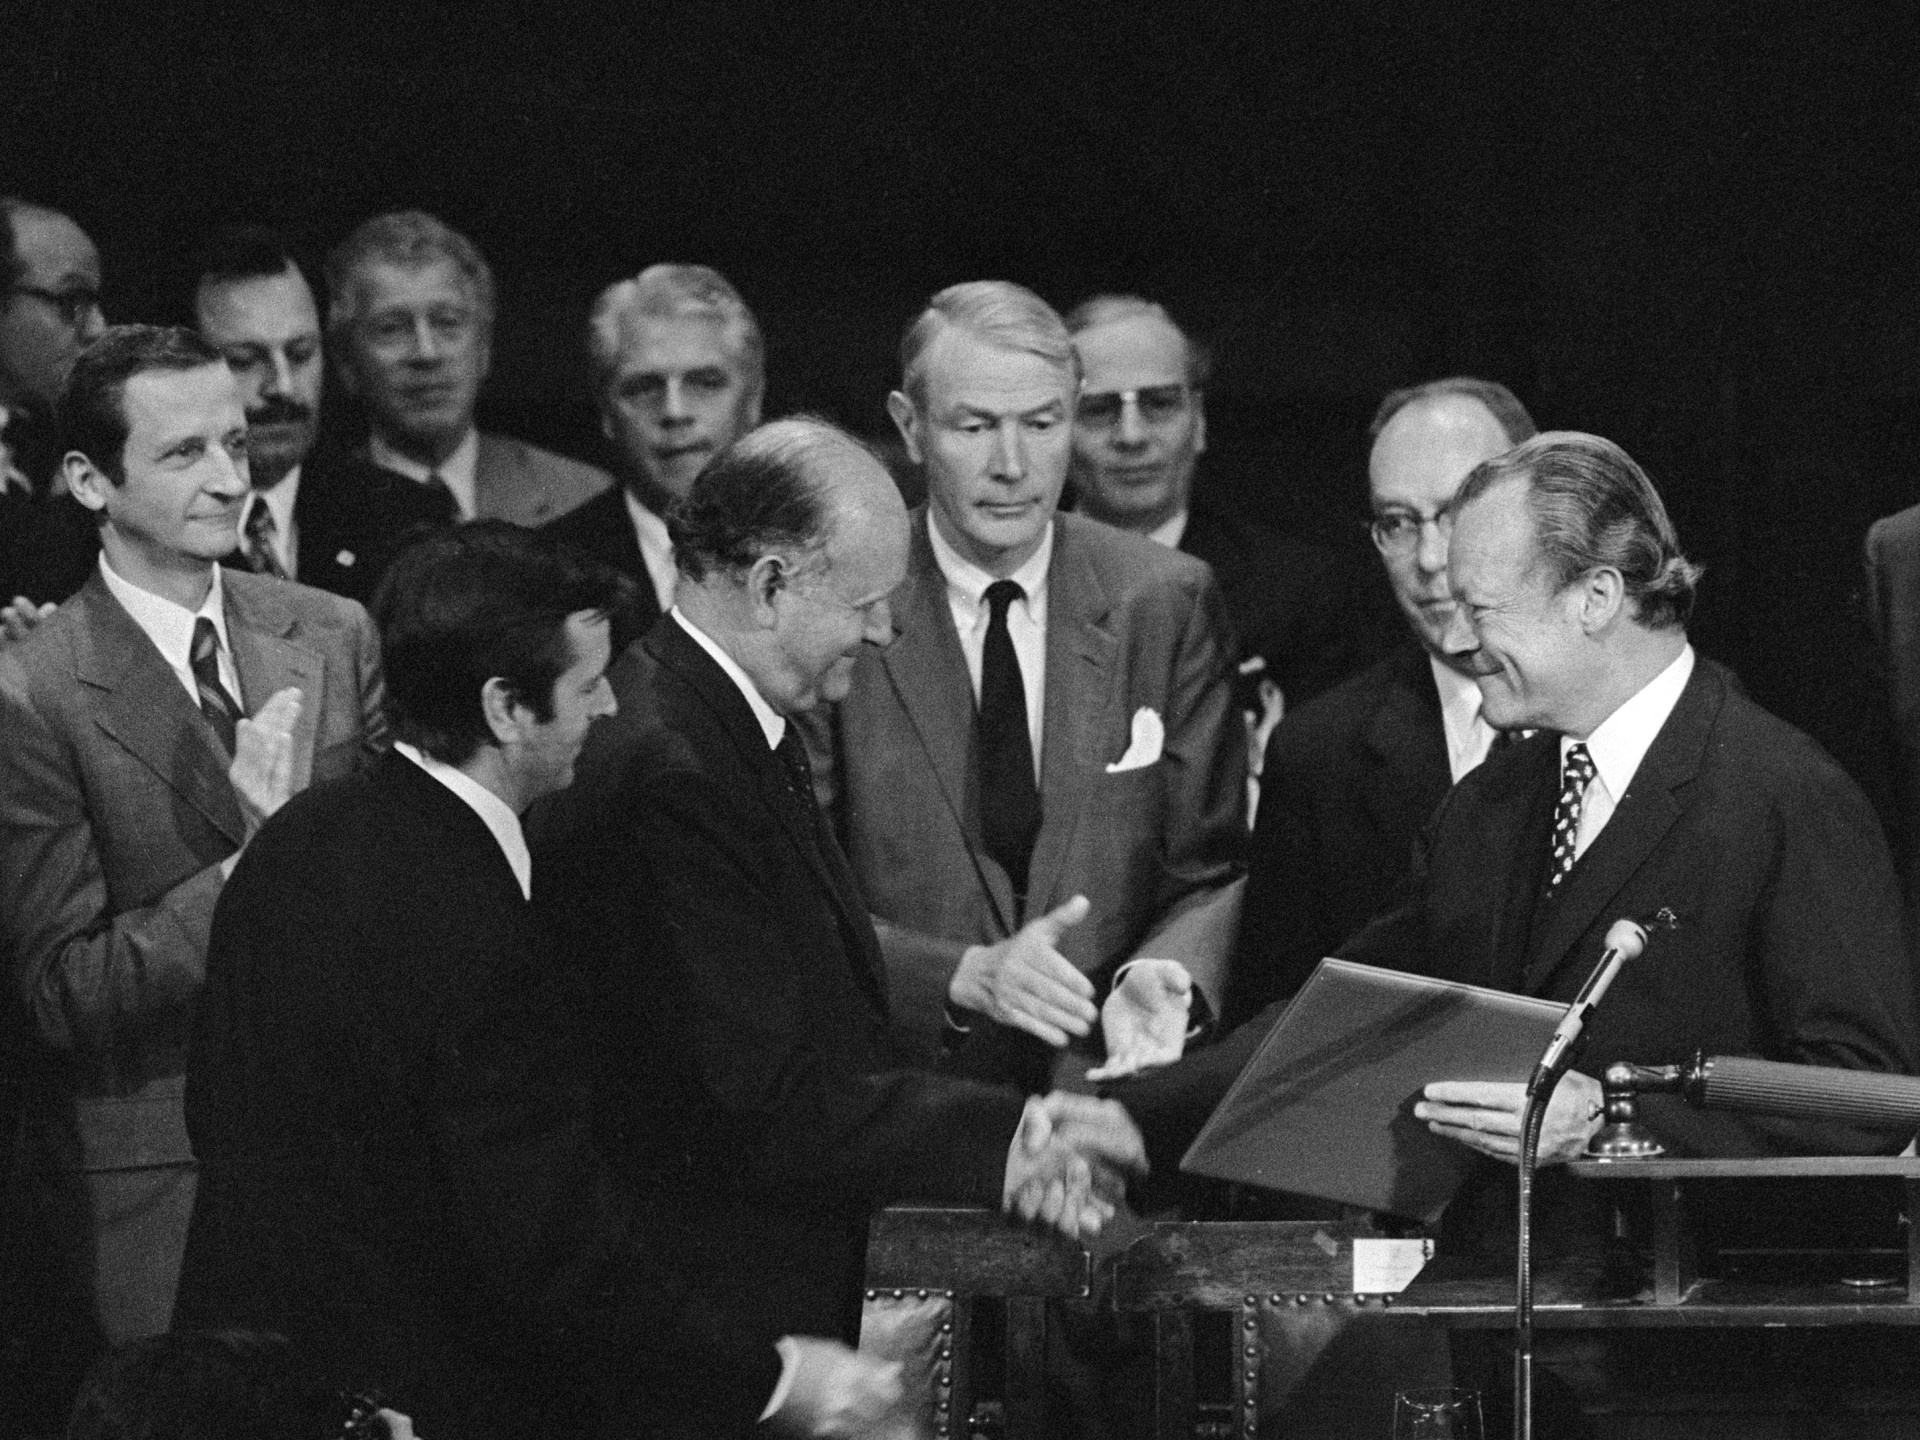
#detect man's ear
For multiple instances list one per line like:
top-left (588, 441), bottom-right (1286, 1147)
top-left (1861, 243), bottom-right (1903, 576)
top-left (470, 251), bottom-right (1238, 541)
top-left (744, 380), bottom-right (765, 431)
top-left (886, 391), bottom-right (923, 466)
top-left (1192, 392), bottom-right (1207, 457)
top-left (479, 676), bottom-right (525, 748)
top-left (64, 453), bottom-right (111, 515)
top-left (1578, 567), bottom-right (1625, 633)
top-left (745, 552), bottom-right (787, 629)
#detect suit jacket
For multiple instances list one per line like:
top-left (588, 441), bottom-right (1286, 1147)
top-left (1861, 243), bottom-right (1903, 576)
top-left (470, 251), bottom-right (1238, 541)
top-left (473, 431), bottom-right (613, 527)
top-left (832, 511), bottom-right (1247, 1063)
top-left (539, 485), bottom-right (664, 653)
top-left (176, 751), bottom-right (770, 1439)
top-left (1864, 502), bottom-right (1920, 900)
top-left (288, 449), bottom-right (453, 605)
top-left (0, 567), bottom-right (385, 1180)
top-left (530, 616), bottom-right (1026, 1420)
top-left (1226, 643), bottom-right (1453, 1028)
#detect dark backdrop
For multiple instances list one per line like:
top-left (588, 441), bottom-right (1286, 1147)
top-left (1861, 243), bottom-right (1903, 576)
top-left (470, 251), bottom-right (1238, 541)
top-left (8, 0), bottom-right (1918, 777)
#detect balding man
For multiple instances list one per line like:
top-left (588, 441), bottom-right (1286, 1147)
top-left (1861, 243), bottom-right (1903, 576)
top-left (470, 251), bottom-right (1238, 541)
top-left (1226, 378), bottom-right (1535, 1023)
top-left (326, 210), bottom-right (612, 528)
top-left (545, 264), bottom-right (764, 650)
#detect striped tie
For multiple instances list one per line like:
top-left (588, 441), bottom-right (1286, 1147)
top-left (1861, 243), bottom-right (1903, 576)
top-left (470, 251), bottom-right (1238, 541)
top-left (190, 617), bottom-right (244, 756)
top-left (242, 498), bottom-right (289, 580)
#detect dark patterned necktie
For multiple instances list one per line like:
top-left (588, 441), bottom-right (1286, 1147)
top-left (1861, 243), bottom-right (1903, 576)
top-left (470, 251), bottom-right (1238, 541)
top-left (190, 617), bottom-right (244, 756)
top-left (774, 725), bottom-right (817, 808)
top-left (1546, 741), bottom-right (1597, 888)
top-left (242, 498), bottom-right (289, 579)
top-left (979, 579), bottom-right (1041, 901)
top-left (422, 471), bottom-right (458, 524)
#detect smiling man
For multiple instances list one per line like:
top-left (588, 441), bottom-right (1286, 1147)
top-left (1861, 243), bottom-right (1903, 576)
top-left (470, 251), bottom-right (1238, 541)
top-left (326, 210), bottom-right (611, 528)
top-left (544, 265), bottom-right (765, 650)
top-left (0, 325), bottom-right (382, 1355)
top-left (825, 281), bottom-right (1245, 1091)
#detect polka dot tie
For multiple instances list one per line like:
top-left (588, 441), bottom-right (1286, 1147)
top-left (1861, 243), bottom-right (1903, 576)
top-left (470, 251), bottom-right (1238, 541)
top-left (1547, 742), bottom-right (1596, 888)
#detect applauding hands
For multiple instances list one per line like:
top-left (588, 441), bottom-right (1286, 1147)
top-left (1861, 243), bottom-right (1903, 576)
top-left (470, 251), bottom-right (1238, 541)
top-left (1002, 1091), bottom-right (1147, 1239)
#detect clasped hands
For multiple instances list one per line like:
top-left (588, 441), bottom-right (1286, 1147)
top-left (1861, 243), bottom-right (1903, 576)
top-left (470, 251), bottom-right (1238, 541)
top-left (1413, 1070), bottom-right (1606, 1167)
top-left (1002, 1091), bottom-right (1147, 1239)
top-left (948, 893), bottom-right (1195, 1080)
top-left (219, 687), bottom-right (303, 877)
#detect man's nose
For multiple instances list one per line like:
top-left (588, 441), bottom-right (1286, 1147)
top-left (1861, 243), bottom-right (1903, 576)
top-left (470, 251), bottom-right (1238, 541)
top-left (209, 446), bottom-right (251, 496)
top-left (991, 419), bottom-right (1026, 480)
top-left (1439, 601), bottom-right (1477, 659)
top-left (1415, 516), bottom-right (1450, 574)
top-left (863, 598), bottom-right (895, 648)
top-left (77, 301), bottom-right (107, 344)
top-left (661, 377), bottom-right (691, 423)
top-left (264, 351), bottom-right (295, 398)
top-left (1115, 396), bottom-right (1147, 446)
top-left (408, 315), bottom-right (442, 361)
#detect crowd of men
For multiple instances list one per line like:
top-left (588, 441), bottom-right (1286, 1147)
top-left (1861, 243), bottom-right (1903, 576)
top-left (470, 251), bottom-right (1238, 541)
top-left (2, 195), bottom-right (1919, 1439)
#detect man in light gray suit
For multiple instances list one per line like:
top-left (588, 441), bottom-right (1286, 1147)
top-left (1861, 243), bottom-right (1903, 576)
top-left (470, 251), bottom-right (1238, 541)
top-left (327, 210), bottom-right (611, 528)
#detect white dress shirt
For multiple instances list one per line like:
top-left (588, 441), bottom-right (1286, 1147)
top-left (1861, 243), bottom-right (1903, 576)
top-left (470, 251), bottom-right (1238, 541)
top-left (926, 514), bottom-right (1052, 780)
top-left (239, 467), bottom-right (301, 577)
top-left (671, 607), bottom-right (785, 751)
top-left (98, 551), bottom-right (241, 707)
top-left (371, 427), bottom-right (479, 521)
top-left (1430, 656), bottom-right (1501, 784)
top-left (392, 740), bottom-right (532, 900)
top-left (1146, 508), bottom-right (1190, 550)
top-left (1563, 644), bottom-right (1696, 861)
top-left (623, 490), bottom-right (678, 613)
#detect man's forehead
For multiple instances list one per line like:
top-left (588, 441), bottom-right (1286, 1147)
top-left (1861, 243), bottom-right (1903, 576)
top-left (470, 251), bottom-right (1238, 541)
top-left (1449, 481), bottom-right (1538, 582)
top-left (1370, 397), bottom-right (1512, 499)
top-left (197, 269), bottom-right (321, 342)
top-left (919, 327), bottom-right (1073, 411)
top-left (613, 310), bottom-right (744, 373)
top-left (14, 209), bottom-right (100, 285)
top-left (356, 257), bottom-right (474, 310)
top-left (122, 363), bottom-right (244, 439)
top-left (1073, 313), bottom-right (1188, 391)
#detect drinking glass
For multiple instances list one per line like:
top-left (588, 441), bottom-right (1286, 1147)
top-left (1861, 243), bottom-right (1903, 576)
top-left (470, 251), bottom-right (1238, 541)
top-left (1391, 1386), bottom-right (1484, 1439)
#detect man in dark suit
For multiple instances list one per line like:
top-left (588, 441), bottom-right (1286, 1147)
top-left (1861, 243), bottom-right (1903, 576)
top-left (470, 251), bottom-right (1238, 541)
top-left (533, 417), bottom-right (1148, 1434)
top-left (544, 264), bottom-right (764, 651)
top-left (192, 225), bottom-right (449, 606)
top-left (1064, 294), bottom-right (1368, 798)
top-left (180, 523), bottom-right (909, 1438)
top-left (1226, 377), bottom-right (1536, 1024)
top-left (1863, 501), bottom-right (1920, 905)
top-left (831, 282), bottom-right (1245, 1090)
top-left (325, 210), bottom-right (613, 527)
top-left (0, 326), bottom-right (384, 1357)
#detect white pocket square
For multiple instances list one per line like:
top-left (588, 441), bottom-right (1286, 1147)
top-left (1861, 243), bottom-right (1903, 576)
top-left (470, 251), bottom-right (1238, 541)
top-left (1106, 707), bottom-right (1165, 772)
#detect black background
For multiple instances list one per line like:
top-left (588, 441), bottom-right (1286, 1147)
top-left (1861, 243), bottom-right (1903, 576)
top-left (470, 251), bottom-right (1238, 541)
top-left (8, 0), bottom-right (1918, 774)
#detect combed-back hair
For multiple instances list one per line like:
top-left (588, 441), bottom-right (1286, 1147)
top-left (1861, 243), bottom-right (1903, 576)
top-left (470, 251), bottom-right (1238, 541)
top-left (58, 324), bottom-right (224, 485)
top-left (586, 263), bottom-right (764, 392)
top-left (1368, 376), bottom-right (1538, 448)
top-left (193, 224), bottom-right (301, 291)
top-left (897, 280), bottom-right (1076, 407)
top-left (372, 520), bottom-right (625, 766)
top-left (1453, 431), bottom-right (1702, 629)
top-left (324, 210), bottom-right (494, 336)
top-left (669, 415), bottom-right (877, 583)
top-left (0, 196), bottom-right (31, 294)
top-left (1062, 292), bottom-right (1213, 390)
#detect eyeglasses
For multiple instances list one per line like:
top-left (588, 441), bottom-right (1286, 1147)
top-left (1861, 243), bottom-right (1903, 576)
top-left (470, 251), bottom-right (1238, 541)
top-left (9, 284), bottom-right (102, 328)
top-left (1075, 384), bottom-right (1193, 429)
top-left (1369, 507), bottom-right (1452, 554)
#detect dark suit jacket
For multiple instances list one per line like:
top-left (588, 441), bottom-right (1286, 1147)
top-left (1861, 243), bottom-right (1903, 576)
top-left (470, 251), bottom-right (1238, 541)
top-left (353, 430), bottom-right (613, 528)
top-left (177, 752), bottom-right (769, 1439)
top-left (530, 617), bottom-right (1027, 1423)
top-left (1226, 643), bottom-right (1453, 1027)
top-left (288, 450), bottom-right (453, 605)
top-left (1117, 655), bottom-right (1919, 1226)
top-left (832, 511), bottom-right (1247, 1063)
top-left (539, 485), bottom-right (664, 653)
top-left (1864, 502), bottom-right (1920, 901)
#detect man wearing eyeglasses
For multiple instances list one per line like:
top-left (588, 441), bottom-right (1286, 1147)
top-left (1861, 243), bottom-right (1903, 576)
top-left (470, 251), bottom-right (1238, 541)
top-left (1065, 295), bottom-right (1367, 807)
top-left (1225, 377), bottom-right (1535, 1022)
top-left (1, 197), bottom-right (109, 613)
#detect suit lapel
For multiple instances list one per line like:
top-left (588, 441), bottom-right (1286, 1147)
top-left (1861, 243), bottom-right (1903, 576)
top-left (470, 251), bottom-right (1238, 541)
top-left (880, 520), bottom-right (1017, 931)
top-left (1360, 648), bottom-right (1452, 845)
top-left (472, 433), bottom-right (510, 521)
top-left (224, 574), bottom-right (325, 794)
top-left (1476, 737), bottom-right (1563, 993)
top-left (72, 570), bottom-right (246, 845)
top-left (1523, 661), bottom-right (1718, 995)
top-left (1028, 519), bottom-right (1114, 912)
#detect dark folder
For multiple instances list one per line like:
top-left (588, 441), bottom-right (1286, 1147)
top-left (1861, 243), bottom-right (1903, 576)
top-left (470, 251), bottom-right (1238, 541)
top-left (1180, 959), bottom-right (1564, 1223)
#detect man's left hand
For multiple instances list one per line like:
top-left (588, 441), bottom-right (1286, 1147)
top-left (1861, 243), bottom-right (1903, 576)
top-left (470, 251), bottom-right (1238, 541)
top-left (1414, 1071), bottom-right (1605, 1167)
top-left (1087, 959), bottom-right (1193, 1082)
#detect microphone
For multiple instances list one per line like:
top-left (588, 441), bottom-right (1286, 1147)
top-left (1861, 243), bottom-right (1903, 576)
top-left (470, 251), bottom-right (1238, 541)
top-left (1527, 916), bottom-right (1654, 1097)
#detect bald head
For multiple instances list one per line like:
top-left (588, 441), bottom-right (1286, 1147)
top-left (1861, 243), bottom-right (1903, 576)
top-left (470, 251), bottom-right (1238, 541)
top-left (1368, 391), bottom-right (1525, 666)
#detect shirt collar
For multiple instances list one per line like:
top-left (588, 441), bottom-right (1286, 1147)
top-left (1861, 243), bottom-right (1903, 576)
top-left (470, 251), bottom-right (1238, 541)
top-left (242, 467), bottom-right (301, 540)
top-left (671, 606), bottom-right (786, 751)
top-left (925, 511), bottom-right (1054, 619)
top-left (392, 740), bottom-right (532, 900)
top-left (1563, 644), bottom-right (1696, 798)
top-left (622, 489), bottom-right (679, 605)
top-left (1146, 508), bottom-right (1190, 550)
top-left (1429, 654), bottom-right (1486, 731)
top-left (369, 427), bottom-right (479, 517)
top-left (97, 548), bottom-right (231, 673)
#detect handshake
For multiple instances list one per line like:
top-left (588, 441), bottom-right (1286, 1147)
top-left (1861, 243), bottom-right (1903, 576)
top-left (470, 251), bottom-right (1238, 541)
top-left (1000, 1090), bottom-right (1147, 1239)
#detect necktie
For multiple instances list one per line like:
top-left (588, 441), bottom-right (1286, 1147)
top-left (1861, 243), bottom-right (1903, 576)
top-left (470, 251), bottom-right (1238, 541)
top-left (1546, 742), bottom-right (1597, 889)
top-left (242, 498), bottom-right (289, 580)
top-left (979, 579), bottom-right (1041, 902)
top-left (191, 617), bottom-right (244, 756)
top-left (422, 471), bottom-right (458, 524)
top-left (774, 725), bottom-right (818, 809)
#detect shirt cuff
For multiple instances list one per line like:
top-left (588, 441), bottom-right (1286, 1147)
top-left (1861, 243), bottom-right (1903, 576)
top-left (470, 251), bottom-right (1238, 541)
top-left (759, 1337), bottom-right (799, 1423)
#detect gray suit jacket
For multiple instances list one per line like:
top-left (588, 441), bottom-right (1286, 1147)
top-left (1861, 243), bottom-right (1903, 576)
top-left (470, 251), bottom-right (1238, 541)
top-left (831, 511), bottom-right (1246, 1060)
top-left (0, 566), bottom-right (385, 1177)
top-left (474, 431), bottom-right (612, 527)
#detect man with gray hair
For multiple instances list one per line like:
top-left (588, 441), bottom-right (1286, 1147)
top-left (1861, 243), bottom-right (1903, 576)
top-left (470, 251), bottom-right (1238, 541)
top-left (1226, 376), bottom-right (1536, 1021)
top-left (544, 263), bottom-right (764, 647)
top-left (830, 280), bottom-right (1245, 1093)
top-left (326, 210), bottom-right (611, 528)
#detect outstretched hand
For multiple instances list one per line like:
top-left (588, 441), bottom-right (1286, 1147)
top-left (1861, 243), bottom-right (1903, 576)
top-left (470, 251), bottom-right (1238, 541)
top-left (950, 895), bottom-right (1098, 1047)
top-left (769, 1336), bottom-right (914, 1438)
top-left (1087, 958), bottom-right (1193, 1081)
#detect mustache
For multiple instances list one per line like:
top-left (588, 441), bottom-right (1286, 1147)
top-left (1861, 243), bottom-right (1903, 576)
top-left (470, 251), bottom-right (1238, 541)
top-left (246, 398), bottom-right (313, 428)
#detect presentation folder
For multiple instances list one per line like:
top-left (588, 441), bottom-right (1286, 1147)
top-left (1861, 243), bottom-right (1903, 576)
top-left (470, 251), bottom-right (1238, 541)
top-left (1180, 959), bottom-right (1565, 1223)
